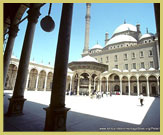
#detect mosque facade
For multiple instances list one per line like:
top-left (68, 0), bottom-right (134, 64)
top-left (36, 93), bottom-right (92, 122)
top-left (5, 4), bottom-right (160, 97)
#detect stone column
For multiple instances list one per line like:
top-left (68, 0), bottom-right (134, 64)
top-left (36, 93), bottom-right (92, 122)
top-left (82, 3), bottom-right (91, 57)
top-left (99, 78), bottom-right (101, 92)
top-left (97, 79), bottom-right (99, 91)
top-left (157, 77), bottom-right (160, 95)
top-left (120, 79), bottom-right (122, 95)
top-left (35, 74), bottom-right (39, 91)
top-left (94, 78), bottom-right (96, 90)
top-left (156, 40), bottom-right (160, 69)
top-left (147, 78), bottom-right (150, 96)
top-left (44, 75), bottom-right (48, 91)
top-left (137, 78), bottom-right (140, 96)
top-left (69, 76), bottom-right (72, 95)
top-left (44, 3), bottom-right (73, 131)
top-left (7, 4), bottom-right (41, 116)
top-left (3, 25), bottom-right (19, 87)
top-left (88, 76), bottom-right (91, 96)
top-left (77, 77), bottom-right (80, 95)
top-left (154, 3), bottom-right (160, 51)
top-left (128, 79), bottom-right (131, 96)
top-left (106, 78), bottom-right (108, 92)
top-left (25, 71), bottom-right (30, 91)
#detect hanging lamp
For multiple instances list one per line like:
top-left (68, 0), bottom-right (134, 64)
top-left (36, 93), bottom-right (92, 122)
top-left (40, 3), bottom-right (55, 32)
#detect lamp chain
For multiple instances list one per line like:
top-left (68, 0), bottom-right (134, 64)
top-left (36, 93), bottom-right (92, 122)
top-left (48, 3), bottom-right (52, 16)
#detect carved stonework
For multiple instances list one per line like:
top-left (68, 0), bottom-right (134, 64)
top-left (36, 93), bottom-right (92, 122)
top-left (6, 97), bottom-right (26, 116)
top-left (44, 107), bottom-right (70, 131)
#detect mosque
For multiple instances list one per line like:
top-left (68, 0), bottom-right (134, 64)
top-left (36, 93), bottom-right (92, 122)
top-left (3, 3), bottom-right (160, 131)
top-left (5, 4), bottom-right (160, 97)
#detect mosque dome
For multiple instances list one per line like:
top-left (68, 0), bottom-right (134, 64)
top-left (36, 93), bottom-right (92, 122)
top-left (78, 55), bottom-right (98, 63)
top-left (139, 33), bottom-right (154, 40)
top-left (91, 43), bottom-right (103, 50)
top-left (106, 35), bottom-right (137, 45)
top-left (113, 23), bottom-right (137, 35)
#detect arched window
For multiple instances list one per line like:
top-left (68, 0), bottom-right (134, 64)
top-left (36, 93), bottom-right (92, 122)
top-left (149, 50), bottom-right (153, 56)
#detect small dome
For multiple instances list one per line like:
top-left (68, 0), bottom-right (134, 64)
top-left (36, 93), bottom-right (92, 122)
top-left (131, 69), bottom-right (137, 72)
top-left (103, 71), bottom-right (109, 74)
top-left (139, 33), bottom-right (154, 40)
top-left (68, 68), bottom-right (73, 72)
top-left (78, 55), bottom-right (98, 63)
top-left (11, 55), bottom-right (17, 59)
top-left (123, 69), bottom-right (129, 72)
top-left (30, 60), bottom-right (36, 64)
top-left (139, 68), bottom-right (146, 71)
top-left (106, 35), bottom-right (137, 45)
top-left (113, 23), bottom-right (137, 35)
top-left (148, 67), bottom-right (155, 71)
top-left (91, 44), bottom-right (103, 50)
top-left (112, 68), bottom-right (121, 72)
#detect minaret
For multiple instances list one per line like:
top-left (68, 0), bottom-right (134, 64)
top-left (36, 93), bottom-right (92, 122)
top-left (82, 3), bottom-right (91, 57)
top-left (136, 23), bottom-right (142, 40)
top-left (105, 32), bottom-right (109, 45)
top-left (146, 27), bottom-right (149, 33)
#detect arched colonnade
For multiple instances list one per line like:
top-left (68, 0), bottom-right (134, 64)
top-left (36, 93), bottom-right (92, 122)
top-left (5, 63), bottom-right (53, 91)
top-left (5, 63), bottom-right (160, 97)
top-left (66, 72), bottom-right (160, 97)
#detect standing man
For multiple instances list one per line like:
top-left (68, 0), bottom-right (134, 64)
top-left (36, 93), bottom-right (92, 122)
top-left (139, 93), bottom-right (144, 106)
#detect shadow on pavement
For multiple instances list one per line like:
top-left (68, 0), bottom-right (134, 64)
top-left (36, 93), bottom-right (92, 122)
top-left (4, 93), bottom-right (160, 132)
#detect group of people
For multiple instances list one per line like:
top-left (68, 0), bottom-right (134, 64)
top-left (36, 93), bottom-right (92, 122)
top-left (91, 91), bottom-right (145, 106)
top-left (90, 90), bottom-right (111, 99)
top-left (66, 89), bottom-right (145, 106)
top-left (91, 90), bottom-right (145, 106)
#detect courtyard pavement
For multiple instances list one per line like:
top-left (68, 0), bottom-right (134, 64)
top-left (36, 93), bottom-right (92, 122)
top-left (3, 90), bottom-right (160, 132)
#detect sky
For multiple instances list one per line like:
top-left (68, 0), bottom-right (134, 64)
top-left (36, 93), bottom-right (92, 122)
top-left (8, 3), bottom-right (156, 66)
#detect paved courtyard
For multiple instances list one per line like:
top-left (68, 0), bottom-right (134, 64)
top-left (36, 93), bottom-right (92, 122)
top-left (4, 90), bottom-right (160, 131)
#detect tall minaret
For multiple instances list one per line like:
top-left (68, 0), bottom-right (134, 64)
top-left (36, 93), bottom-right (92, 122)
top-left (82, 3), bottom-right (91, 57)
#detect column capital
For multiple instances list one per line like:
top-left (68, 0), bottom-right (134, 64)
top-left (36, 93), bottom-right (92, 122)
top-left (119, 75), bottom-right (123, 80)
top-left (136, 74), bottom-right (139, 80)
top-left (9, 25), bottom-right (19, 37)
top-left (127, 75), bottom-right (131, 79)
top-left (146, 78), bottom-right (149, 81)
top-left (27, 7), bottom-right (41, 24)
top-left (157, 76), bottom-right (160, 80)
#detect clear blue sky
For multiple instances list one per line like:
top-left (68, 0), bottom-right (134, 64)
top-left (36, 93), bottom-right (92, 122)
top-left (12, 3), bottom-right (156, 66)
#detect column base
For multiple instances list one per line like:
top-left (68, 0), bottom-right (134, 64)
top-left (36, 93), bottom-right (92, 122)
top-left (6, 97), bottom-right (26, 116)
top-left (44, 106), bottom-right (70, 131)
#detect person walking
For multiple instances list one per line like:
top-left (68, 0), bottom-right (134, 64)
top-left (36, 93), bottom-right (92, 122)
top-left (139, 93), bottom-right (144, 106)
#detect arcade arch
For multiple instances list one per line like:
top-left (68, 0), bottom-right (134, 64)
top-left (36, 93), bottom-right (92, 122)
top-left (5, 64), bottom-right (17, 90)
top-left (148, 75), bottom-right (157, 96)
top-left (46, 72), bottom-right (53, 91)
top-left (80, 73), bottom-right (89, 95)
top-left (101, 77), bottom-right (107, 93)
top-left (130, 76), bottom-right (137, 95)
top-left (139, 75), bottom-right (147, 96)
top-left (108, 73), bottom-right (120, 94)
top-left (28, 68), bottom-right (38, 90)
top-left (122, 76), bottom-right (128, 95)
top-left (37, 70), bottom-right (46, 91)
